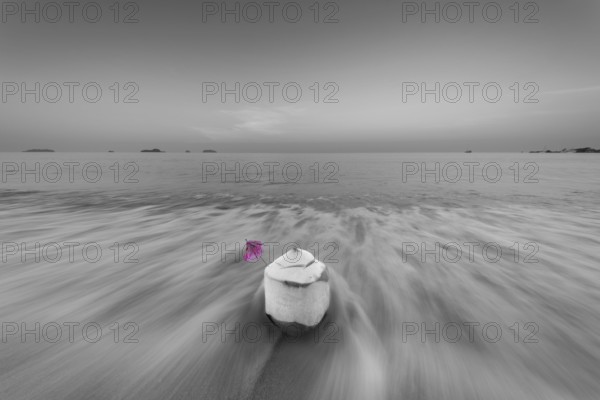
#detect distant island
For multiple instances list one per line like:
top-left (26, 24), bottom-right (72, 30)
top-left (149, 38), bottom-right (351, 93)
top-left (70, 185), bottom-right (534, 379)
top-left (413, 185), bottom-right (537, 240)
top-left (203, 149), bottom-right (217, 153)
top-left (185, 150), bottom-right (191, 153)
top-left (141, 148), bottom-right (165, 153)
top-left (23, 149), bottom-right (55, 152)
top-left (465, 150), bottom-right (472, 153)
top-left (529, 147), bottom-right (600, 153)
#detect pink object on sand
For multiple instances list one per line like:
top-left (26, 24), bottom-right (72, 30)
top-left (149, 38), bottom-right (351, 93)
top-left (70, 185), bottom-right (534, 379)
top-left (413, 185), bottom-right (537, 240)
top-left (244, 240), bottom-right (263, 262)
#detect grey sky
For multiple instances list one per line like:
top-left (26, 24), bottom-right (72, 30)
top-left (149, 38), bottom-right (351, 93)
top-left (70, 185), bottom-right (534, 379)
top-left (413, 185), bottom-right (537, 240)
top-left (0, 0), bottom-right (599, 152)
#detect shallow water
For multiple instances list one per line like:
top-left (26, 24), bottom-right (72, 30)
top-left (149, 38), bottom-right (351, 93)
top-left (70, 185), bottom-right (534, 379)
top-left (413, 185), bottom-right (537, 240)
top-left (1, 153), bottom-right (599, 399)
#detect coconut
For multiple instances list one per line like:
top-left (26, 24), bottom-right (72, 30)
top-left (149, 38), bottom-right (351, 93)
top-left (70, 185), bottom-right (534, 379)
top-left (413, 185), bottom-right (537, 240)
top-left (264, 248), bottom-right (330, 329)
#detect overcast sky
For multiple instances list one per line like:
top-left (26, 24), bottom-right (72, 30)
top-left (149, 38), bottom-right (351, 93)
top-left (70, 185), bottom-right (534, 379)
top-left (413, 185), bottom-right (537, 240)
top-left (0, 0), bottom-right (599, 152)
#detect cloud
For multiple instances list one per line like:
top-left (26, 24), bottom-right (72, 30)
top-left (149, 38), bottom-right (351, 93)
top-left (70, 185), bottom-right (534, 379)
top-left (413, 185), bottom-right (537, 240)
top-left (544, 85), bottom-right (600, 95)
top-left (188, 126), bottom-right (235, 141)
top-left (188, 106), bottom-right (307, 142)
top-left (222, 106), bottom-right (305, 135)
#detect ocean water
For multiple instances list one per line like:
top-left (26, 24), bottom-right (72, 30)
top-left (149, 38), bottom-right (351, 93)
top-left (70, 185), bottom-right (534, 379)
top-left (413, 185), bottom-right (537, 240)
top-left (1, 152), bottom-right (599, 400)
